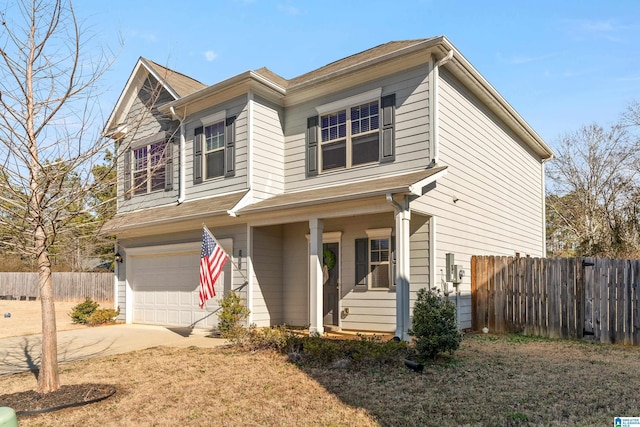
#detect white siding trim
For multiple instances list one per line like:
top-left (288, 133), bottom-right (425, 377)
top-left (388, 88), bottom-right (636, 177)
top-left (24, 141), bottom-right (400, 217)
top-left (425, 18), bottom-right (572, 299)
top-left (247, 224), bottom-right (254, 325)
top-left (315, 88), bottom-right (382, 115)
top-left (430, 215), bottom-right (436, 296)
top-left (247, 92), bottom-right (254, 188)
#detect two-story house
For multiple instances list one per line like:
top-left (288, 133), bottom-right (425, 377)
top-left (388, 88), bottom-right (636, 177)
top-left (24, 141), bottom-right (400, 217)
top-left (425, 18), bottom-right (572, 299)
top-left (103, 37), bottom-right (554, 339)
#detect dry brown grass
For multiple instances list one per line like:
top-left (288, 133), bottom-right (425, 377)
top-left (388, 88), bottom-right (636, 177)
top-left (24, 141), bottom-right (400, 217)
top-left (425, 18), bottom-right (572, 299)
top-left (2, 334), bottom-right (640, 426)
top-left (0, 301), bottom-right (87, 338)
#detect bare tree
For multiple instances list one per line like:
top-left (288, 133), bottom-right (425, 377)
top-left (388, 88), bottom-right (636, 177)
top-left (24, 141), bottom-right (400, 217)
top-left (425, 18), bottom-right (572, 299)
top-left (0, 0), bottom-right (116, 393)
top-left (546, 122), bottom-right (640, 257)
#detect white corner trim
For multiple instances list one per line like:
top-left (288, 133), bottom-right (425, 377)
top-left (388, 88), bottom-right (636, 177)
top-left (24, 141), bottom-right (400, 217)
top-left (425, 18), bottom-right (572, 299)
top-left (315, 88), bottom-right (382, 115)
top-left (200, 110), bottom-right (226, 126)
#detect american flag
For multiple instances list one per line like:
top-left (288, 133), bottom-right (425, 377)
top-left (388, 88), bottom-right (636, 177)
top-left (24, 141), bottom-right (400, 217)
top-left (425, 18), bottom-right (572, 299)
top-left (199, 227), bottom-right (228, 308)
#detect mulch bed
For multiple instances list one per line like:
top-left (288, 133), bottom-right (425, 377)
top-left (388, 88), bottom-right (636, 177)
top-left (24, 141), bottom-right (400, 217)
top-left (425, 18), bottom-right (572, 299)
top-left (0, 383), bottom-right (115, 415)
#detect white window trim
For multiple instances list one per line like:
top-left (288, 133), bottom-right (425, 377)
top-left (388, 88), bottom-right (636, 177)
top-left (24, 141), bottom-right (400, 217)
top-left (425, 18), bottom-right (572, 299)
top-left (200, 110), bottom-right (226, 126)
top-left (365, 228), bottom-right (392, 290)
top-left (316, 88), bottom-right (382, 115)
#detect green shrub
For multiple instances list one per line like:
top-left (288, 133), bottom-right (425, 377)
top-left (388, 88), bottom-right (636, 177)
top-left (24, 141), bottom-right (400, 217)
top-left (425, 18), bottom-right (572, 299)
top-left (247, 325), bottom-right (299, 351)
top-left (87, 307), bottom-right (120, 326)
top-left (70, 297), bottom-right (100, 324)
top-left (409, 288), bottom-right (463, 361)
top-left (291, 334), bottom-right (409, 367)
top-left (217, 290), bottom-right (250, 344)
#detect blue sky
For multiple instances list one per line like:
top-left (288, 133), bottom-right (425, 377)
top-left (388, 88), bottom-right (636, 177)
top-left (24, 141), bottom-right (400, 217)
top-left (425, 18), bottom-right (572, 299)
top-left (74, 0), bottom-right (640, 148)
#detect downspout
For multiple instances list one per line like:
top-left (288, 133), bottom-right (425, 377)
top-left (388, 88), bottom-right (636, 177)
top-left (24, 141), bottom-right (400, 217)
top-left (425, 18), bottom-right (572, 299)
top-left (430, 50), bottom-right (454, 164)
top-left (170, 106), bottom-right (187, 205)
top-left (386, 193), bottom-right (411, 341)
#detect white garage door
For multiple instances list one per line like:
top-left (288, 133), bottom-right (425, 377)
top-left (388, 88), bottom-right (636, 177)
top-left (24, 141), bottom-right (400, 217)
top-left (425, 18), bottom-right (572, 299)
top-left (130, 245), bottom-right (229, 329)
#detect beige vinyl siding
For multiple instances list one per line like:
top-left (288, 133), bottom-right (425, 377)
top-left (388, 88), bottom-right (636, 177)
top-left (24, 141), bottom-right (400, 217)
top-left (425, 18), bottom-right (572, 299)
top-left (185, 96), bottom-right (249, 200)
top-left (282, 222), bottom-right (310, 326)
top-left (415, 68), bottom-right (544, 302)
top-left (117, 80), bottom-right (179, 213)
top-left (283, 65), bottom-right (431, 191)
top-left (251, 225), bottom-right (284, 326)
top-left (409, 214), bottom-right (431, 309)
top-left (252, 96), bottom-right (285, 201)
top-left (323, 213), bottom-right (396, 332)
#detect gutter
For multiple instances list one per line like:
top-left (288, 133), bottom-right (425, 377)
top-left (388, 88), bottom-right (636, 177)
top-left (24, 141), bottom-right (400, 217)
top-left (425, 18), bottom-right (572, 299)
top-left (170, 106), bottom-right (187, 205)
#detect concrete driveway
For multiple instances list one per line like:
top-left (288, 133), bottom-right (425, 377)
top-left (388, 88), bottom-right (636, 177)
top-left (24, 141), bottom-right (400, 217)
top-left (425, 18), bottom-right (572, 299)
top-left (0, 324), bottom-right (227, 376)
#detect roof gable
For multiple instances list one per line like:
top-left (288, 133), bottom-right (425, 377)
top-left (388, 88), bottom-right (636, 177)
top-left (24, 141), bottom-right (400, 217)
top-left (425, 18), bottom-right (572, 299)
top-left (103, 58), bottom-right (206, 137)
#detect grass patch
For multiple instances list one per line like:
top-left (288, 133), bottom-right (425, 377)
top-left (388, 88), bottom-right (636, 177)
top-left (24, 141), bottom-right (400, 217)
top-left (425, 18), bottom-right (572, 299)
top-left (2, 333), bottom-right (640, 425)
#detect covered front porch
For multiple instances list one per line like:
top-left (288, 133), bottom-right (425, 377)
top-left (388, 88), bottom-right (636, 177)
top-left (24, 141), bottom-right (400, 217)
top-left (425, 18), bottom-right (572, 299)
top-left (248, 209), bottom-right (433, 339)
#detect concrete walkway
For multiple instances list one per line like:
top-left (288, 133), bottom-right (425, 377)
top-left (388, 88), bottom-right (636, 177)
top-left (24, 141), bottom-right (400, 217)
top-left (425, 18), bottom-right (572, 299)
top-left (0, 324), bottom-right (227, 376)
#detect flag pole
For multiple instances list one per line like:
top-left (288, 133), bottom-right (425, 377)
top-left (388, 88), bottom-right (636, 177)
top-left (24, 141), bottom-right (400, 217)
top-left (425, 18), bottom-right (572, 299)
top-left (203, 224), bottom-right (248, 285)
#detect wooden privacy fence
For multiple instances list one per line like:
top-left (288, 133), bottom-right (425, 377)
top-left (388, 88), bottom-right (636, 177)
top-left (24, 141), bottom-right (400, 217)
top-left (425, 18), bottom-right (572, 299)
top-left (471, 256), bottom-right (640, 345)
top-left (0, 272), bottom-right (113, 302)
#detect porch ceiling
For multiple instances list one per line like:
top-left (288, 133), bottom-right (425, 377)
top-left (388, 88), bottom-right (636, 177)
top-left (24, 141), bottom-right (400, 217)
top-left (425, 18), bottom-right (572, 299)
top-left (237, 166), bottom-right (447, 215)
top-left (101, 190), bottom-right (248, 235)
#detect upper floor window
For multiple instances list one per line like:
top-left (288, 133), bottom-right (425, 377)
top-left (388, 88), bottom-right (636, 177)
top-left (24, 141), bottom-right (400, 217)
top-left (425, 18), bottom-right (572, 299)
top-left (193, 113), bottom-right (236, 184)
top-left (133, 140), bottom-right (167, 195)
top-left (204, 121), bottom-right (225, 179)
top-left (124, 133), bottom-right (173, 199)
top-left (320, 100), bottom-right (380, 171)
top-left (306, 90), bottom-right (395, 177)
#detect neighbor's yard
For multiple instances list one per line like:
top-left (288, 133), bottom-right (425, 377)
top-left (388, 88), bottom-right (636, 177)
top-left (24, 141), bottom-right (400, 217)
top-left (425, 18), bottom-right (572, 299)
top-left (1, 333), bottom-right (639, 426)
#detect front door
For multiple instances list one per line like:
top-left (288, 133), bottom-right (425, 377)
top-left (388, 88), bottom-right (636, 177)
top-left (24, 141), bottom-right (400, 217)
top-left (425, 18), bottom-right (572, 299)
top-left (323, 242), bottom-right (339, 326)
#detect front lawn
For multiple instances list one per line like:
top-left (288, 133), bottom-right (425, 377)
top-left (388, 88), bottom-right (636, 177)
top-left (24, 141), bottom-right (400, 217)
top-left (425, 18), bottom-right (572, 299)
top-left (1, 334), bottom-right (638, 426)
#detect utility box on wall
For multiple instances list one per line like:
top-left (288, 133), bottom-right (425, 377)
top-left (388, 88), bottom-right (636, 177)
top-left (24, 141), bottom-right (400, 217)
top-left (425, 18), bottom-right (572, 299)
top-left (446, 253), bottom-right (464, 285)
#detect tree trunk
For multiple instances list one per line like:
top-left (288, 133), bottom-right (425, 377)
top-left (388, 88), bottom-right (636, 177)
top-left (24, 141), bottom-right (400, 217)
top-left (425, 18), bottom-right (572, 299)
top-left (36, 226), bottom-right (59, 394)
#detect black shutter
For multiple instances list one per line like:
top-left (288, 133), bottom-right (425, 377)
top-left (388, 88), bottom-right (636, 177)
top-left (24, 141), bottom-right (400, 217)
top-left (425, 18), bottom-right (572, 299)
top-left (391, 235), bottom-right (396, 288)
top-left (380, 94), bottom-right (396, 163)
top-left (355, 238), bottom-right (369, 286)
top-left (306, 116), bottom-right (318, 177)
top-left (193, 126), bottom-right (203, 184)
top-left (123, 148), bottom-right (131, 200)
top-left (164, 138), bottom-right (173, 191)
top-left (224, 116), bottom-right (236, 177)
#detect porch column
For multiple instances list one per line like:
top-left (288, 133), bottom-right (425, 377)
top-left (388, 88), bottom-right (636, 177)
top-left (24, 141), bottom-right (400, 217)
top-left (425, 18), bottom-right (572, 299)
top-left (395, 198), bottom-right (411, 341)
top-left (309, 218), bottom-right (324, 335)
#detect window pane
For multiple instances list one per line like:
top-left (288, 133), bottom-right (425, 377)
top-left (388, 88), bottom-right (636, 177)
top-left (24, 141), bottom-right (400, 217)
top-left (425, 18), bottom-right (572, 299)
top-left (133, 171), bottom-right (146, 195)
top-left (321, 140), bottom-right (346, 170)
top-left (134, 147), bottom-right (147, 171)
top-left (206, 150), bottom-right (224, 178)
top-left (351, 101), bottom-right (379, 135)
top-left (205, 122), bottom-right (225, 151)
top-left (321, 111), bottom-right (346, 142)
top-left (150, 141), bottom-right (166, 167)
top-left (370, 264), bottom-right (389, 288)
top-left (352, 133), bottom-right (379, 165)
top-left (151, 169), bottom-right (165, 191)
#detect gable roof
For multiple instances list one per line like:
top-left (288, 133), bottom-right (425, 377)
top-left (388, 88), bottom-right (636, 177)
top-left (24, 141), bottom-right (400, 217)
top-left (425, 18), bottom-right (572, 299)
top-left (142, 58), bottom-right (206, 98)
top-left (103, 58), bottom-right (206, 137)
